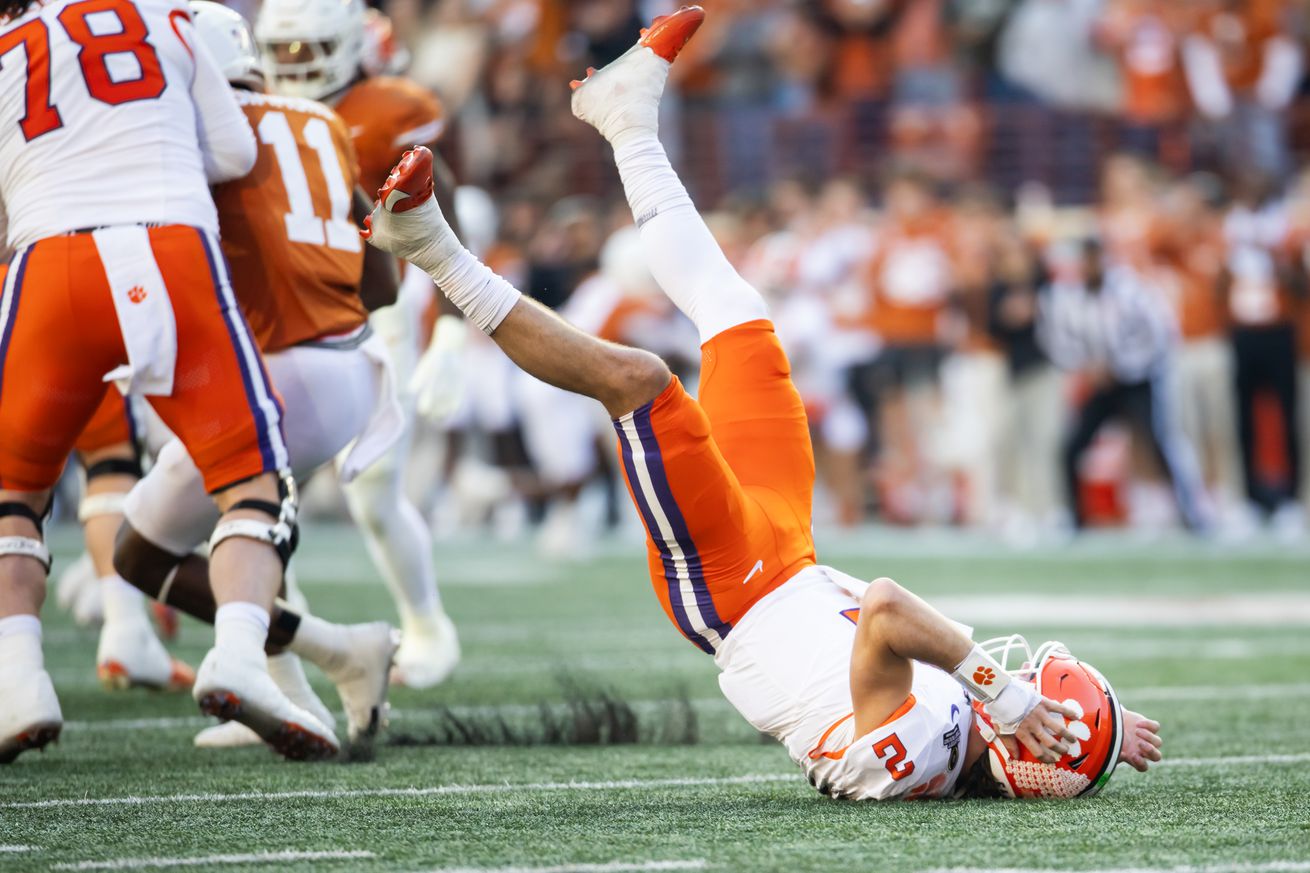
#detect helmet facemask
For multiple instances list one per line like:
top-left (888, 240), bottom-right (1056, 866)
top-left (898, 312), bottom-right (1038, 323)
top-left (970, 636), bottom-right (1125, 799)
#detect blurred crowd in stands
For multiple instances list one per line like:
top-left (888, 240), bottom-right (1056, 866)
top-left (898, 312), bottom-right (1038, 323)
top-left (363, 0), bottom-right (1310, 549)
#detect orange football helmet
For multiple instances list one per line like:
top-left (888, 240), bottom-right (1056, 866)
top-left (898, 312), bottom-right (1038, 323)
top-left (972, 637), bottom-right (1124, 799)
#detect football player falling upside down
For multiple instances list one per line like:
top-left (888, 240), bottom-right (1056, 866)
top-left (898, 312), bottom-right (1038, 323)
top-left (253, 0), bottom-right (462, 690)
top-left (362, 6), bottom-right (1164, 799)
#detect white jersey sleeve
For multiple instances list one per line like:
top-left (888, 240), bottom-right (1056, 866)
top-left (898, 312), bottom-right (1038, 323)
top-left (0, 0), bottom-right (251, 248)
top-left (175, 10), bottom-right (254, 183)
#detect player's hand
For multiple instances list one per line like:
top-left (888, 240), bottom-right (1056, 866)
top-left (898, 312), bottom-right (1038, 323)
top-left (409, 314), bottom-right (468, 424)
top-left (1118, 708), bottom-right (1163, 772)
top-left (1012, 696), bottom-right (1080, 764)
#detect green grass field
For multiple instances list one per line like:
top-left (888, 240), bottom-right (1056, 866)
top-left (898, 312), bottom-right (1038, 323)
top-left (3, 524), bottom-right (1309, 873)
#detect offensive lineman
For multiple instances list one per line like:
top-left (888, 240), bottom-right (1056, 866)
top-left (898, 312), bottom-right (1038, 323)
top-left (0, 0), bottom-right (327, 762)
top-left (112, 0), bottom-right (402, 752)
top-left (361, 7), bottom-right (1165, 798)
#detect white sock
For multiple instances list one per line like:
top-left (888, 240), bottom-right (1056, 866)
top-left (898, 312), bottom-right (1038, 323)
top-left (100, 575), bottom-right (148, 628)
top-left (286, 613), bottom-right (344, 673)
top-left (213, 601), bottom-right (270, 654)
top-left (375, 199), bottom-right (520, 334)
top-left (611, 133), bottom-right (768, 343)
top-left (0, 614), bottom-right (43, 669)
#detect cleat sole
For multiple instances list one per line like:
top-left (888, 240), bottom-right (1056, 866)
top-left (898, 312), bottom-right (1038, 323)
top-left (0, 722), bottom-right (61, 765)
top-left (197, 690), bottom-right (337, 762)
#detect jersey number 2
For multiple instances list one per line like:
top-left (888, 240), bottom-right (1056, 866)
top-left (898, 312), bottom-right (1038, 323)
top-left (0, 0), bottom-right (165, 142)
top-left (873, 734), bottom-right (916, 782)
top-left (257, 111), bottom-right (361, 254)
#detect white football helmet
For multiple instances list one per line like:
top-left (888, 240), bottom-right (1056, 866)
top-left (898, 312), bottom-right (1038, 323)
top-left (189, 1), bottom-right (264, 91)
top-left (254, 0), bottom-right (365, 101)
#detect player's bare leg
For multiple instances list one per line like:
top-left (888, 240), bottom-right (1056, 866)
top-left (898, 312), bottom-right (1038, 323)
top-left (80, 444), bottom-right (193, 692)
top-left (0, 487), bottom-right (62, 763)
top-left (114, 522), bottom-right (397, 750)
top-left (187, 473), bottom-right (343, 760)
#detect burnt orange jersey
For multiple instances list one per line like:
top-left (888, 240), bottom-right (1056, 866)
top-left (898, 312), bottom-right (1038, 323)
top-left (860, 216), bottom-right (956, 346)
top-left (213, 91), bottom-right (367, 353)
top-left (334, 77), bottom-right (446, 197)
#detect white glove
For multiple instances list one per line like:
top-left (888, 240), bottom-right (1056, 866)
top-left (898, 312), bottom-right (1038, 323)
top-left (409, 314), bottom-right (468, 424)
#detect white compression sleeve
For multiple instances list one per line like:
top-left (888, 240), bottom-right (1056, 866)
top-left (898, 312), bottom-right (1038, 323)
top-left (611, 134), bottom-right (768, 344)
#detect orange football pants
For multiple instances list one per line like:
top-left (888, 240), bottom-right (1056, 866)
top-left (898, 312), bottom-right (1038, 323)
top-left (0, 226), bottom-right (284, 493)
top-left (614, 319), bottom-right (817, 653)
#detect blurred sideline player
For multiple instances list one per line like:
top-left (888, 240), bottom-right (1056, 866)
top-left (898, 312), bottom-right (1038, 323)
top-left (112, 1), bottom-right (401, 751)
top-left (256, 0), bottom-right (459, 688)
top-left (363, 6), bottom-right (1163, 799)
top-left (0, 0), bottom-right (333, 763)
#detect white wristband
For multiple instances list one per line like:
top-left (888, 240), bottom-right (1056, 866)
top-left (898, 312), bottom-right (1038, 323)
top-left (952, 643), bottom-right (1012, 702)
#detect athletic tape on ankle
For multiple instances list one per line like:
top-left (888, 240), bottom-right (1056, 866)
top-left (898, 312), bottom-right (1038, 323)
top-left (952, 644), bottom-right (1012, 703)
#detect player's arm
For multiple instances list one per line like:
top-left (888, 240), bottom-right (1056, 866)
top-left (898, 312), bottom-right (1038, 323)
top-left (354, 187), bottom-right (399, 311)
top-left (850, 578), bottom-right (1077, 764)
top-left (181, 15), bottom-right (256, 183)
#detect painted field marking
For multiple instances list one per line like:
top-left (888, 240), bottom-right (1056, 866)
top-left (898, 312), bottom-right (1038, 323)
top-left (50, 850), bottom-right (376, 871)
top-left (927, 862), bottom-right (1310, 873)
top-left (419, 862), bottom-right (708, 873)
top-left (7, 753), bottom-right (1310, 811)
top-left (0, 846), bottom-right (39, 853)
top-left (2, 774), bottom-right (796, 810)
top-left (61, 681), bottom-right (1310, 734)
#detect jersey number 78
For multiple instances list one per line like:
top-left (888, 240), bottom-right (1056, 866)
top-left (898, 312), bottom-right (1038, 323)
top-left (1, 0), bottom-right (166, 142)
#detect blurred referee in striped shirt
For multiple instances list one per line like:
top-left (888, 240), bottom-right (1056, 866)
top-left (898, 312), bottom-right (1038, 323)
top-left (1040, 240), bottom-right (1211, 532)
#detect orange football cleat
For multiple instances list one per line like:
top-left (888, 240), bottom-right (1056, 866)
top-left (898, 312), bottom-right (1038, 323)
top-left (570, 5), bottom-right (705, 91)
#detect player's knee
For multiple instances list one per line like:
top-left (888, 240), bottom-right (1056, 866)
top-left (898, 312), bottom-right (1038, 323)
top-left (860, 577), bottom-right (908, 624)
top-left (603, 348), bottom-right (671, 415)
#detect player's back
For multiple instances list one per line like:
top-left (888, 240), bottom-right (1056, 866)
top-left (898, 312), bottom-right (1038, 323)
top-left (213, 90), bottom-right (366, 352)
top-left (0, 0), bottom-right (221, 248)
top-left (333, 76), bottom-right (445, 195)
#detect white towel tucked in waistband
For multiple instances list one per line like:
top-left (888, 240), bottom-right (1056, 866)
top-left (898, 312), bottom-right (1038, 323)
top-left (337, 331), bottom-right (405, 482)
top-left (92, 226), bottom-right (177, 396)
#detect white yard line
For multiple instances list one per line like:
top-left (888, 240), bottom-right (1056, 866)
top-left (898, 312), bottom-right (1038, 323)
top-left (419, 862), bottom-right (707, 873)
top-left (62, 682), bottom-right (1310, 734)
top-left (0, 846), bottom-right (39, 853)
top-left (928, 862), bottom-right (1310, 873)
top-left (1, 774), bottom-right (795, 810)
top-left (51, 850), bottom-right (376, 871)
top-left (8, 752), bottom-right (1309, 811)
top-left (930, 594), bottom-right (1310, 627)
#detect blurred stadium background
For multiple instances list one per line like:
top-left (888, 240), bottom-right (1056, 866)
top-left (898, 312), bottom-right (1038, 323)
top-left (9, 2), bottom-right (1310, 869)
top-left (283, 0), bottom-right (1310, 549)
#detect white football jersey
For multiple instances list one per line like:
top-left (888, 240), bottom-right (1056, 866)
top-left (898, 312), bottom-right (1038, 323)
top-left (716, 565), bottom-right (973, 801)
top-left (0, 0), bottom-right (254, 249)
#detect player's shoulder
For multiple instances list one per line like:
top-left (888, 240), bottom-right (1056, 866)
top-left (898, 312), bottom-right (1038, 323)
top-left (337, 76), bottom-right (445, 141)
top-left (239, 90), bottom-right (349, 135)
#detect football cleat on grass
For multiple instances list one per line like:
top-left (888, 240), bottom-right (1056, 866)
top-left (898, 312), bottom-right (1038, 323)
top-left (315, 622), bottom-right (400, 749)
top-left (391, 611), bottom-right (460, 690)
top-left (195, 652), bottom-right (336, 749)
top-left (193, 646), bottom-right (339, 761)
top-left (0, 668), bottom-right (62, 765)
top-left (569, 5), bottom-right (704, 143)
top-left (96, 620), bottom-right (194, 692)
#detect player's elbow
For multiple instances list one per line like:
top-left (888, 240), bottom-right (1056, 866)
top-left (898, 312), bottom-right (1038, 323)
top-left (205, 128), bottom-right (257, 184)
top-left (860, 577), bottom-right (909, 624)
top-left (602, 348), bottom-right (671, 417)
